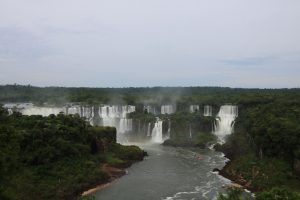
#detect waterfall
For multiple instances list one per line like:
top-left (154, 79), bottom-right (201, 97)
top-left (98, 105), bottom-right (135, 142)
top-left (214, 105), bottom-right (238, 144)
top-left (4, 103), bottom-right (33, 110)
top-left (151, 118), bottom-right (163, 143)
top-left (147, 123), bottom-right (151, 137)
top-left (67, 106), bottom-right (81, 115)
top-left (167, 120), bottom-right (171, 138)
top-left (190, 105), bottom-right (199, 113)
top-left (21, 106), bottom-right (66, 116)
top-left (204, 105), bottom-right (212, 117)
top-left (81, 106), bottom-right (94, 125)
top-left (144, 105), bottom-right (157, 115)
top-left (82, 106), bottom-right (94, 119)
top-left (6, 103), bottom-right (135, 143)
top-left (7, 109), bottom-right (13, 115)
top-left (161, 105), bottom-right (175, 115)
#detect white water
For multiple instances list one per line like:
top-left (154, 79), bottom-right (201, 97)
top-left (4, 103), bottom-right (135, 143)
top-left (7, 108), bottom-right (13, 115)
top-left (21, 107), bottom-right (66, 116)
top-left (190, 105), bottom-right (199, 113)
top-left (66, 106), bottom-right (81, 115)
top-left (214, 105), bottom-right (238, 144)
top-left (95, 145), bottom-right (232, 200)
top-left (204, 105), bottom-right (212, 117)
top-left (144, 105), bottom-right (158, 115)
top-left (161, 105), bottom-right (175, 115)
top-left (19, 105), bottom-right (95, 124)
top-left (81, 106), bottom-right (95, 125)
top-left (3, 103), bottom-right (33, 109)
top-left (3, 103), bottom-right (65, 116)
top-left (151, 119), bottom-right (163, 143)
top-left (99, 105), bottom-right (135, 142)
top-left (167, 120), bottom-right (171, 138)
top-left (147, 123), bottom-right (151, 137)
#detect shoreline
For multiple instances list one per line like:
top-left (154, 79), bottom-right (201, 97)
top-left (216, 156), bottom-right (258, 193)
top-left (81, 163), bottom-right (128, 197)
top-left (82, 182), bottom-right (113, 196)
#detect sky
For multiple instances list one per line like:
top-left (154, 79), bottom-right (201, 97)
top-left (0, 0), bottom-right (299, 88)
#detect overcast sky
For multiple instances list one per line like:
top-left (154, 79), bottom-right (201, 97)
top-left (0, 0), bottom-right (299, 88)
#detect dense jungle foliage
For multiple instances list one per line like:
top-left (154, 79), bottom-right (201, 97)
top-left (1, 84), bottom-right (299, 106)
top-left (0, 107), bottom-right (145, 200)
top-left (218, 188), bottom-right (300, 200)
top-left (216, 94), bottom-right (300, 194)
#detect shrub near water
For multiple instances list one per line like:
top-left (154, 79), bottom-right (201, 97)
top-left (256, 188), bottom-right (300, 200)
top-left (226, 154), bottom-right (291, 190)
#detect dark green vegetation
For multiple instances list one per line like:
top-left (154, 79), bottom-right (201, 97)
top-left (256, 188), bottom-right (300, 200)
top-left (0, 107), bottom-right (146, 200)
top-left (1, 84), bottom-right (299, 107)
top-left (216, 94), bottom-right (300, 196)
top-left (218, 188), bottom-right (300, 200)
top-left (128, 109), bottom-right (217, 146)
top-left (218, 188), bottom-right (250, 200)
top-left (163, 111), bottom-right (216, 147)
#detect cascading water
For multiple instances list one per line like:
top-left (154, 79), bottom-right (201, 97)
top-left (66, 106), bottom-right (81, 115)
top-left (189, 105), bottom-right (199, 113)
top-left (147, 123), bottom-right (151, 137)
top-left (161, 105), bottom-right (175, 115)
top-left (4, 103), bottom-right (33, 110)
top-left (7, 109), bottom-right (13, 115)
top-left (167, 120), bottom-right (171, 138)
top-left (66, 105), bottom-right (95, 125)
top-left (21, 106), bottom-right (66, 116)
top-left (204, 105), bottom-right (212, 117)
top-left (214, 105), bottom-right (238, 144)
top-left (99, 105), bottom-right (135, 142)
top-left (5, 103), bottom-right (135, 143)
top-left (82, 106), bottom-right (94, 118)
top-left (144, 105), bottom-right (157, 115)
top-left (81, 106), bottom-right (95, 125)
top-left (151, 118), bottom-right (163, 143)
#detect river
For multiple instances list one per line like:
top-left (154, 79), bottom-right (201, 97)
top-left (94, 143), bottom-right (231, 200)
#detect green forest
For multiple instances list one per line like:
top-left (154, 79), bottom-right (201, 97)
top-left (0, 85), bottom-right (300, 199)
top-left (0, 106), bottom-right (146, 200)
top-left (214, 95), bottom-right (300, 199)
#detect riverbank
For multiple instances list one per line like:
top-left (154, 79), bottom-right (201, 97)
top-left (0, 111), bottom-right (149, 200)
top-left (217, 159), bottom-right (257, 192)
top-left (79, 143), bottom-right (149, 198)
top-left (215, 150), bottom-right (300, 194)
top-left (81, 162), bottom-right (136, 196)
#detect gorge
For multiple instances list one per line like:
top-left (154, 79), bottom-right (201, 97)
top-left (1, 86), bottom-right (299, 200)
top-left (3, 102), bottom-right (241, 199)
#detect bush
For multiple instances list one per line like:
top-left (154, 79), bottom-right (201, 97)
top-left (256, 188), bottom-right (300, 200)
